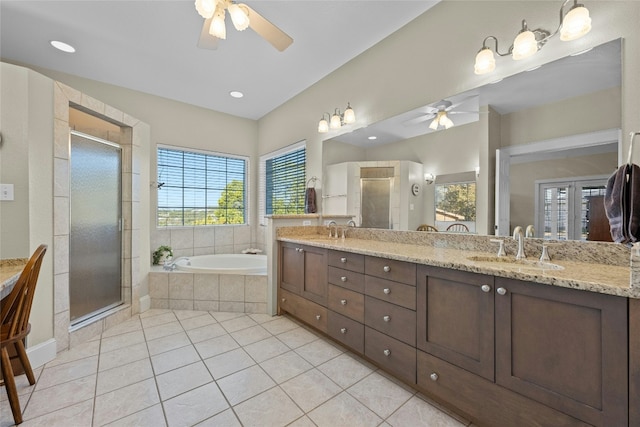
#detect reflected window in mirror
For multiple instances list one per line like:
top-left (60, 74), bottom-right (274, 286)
top-left (435, 181), bottom-right (476, 232)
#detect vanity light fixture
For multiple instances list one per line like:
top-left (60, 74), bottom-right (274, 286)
top-left (317, 103), bottom-right (356, 133)
top-left (424, 173), bottom-right (436, 184)
top-left (473, 0), bottom-right (592, 75)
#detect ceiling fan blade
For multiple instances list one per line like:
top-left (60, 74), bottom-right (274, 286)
top-left (197, 18), bottom-right (219, 50)
top-left (446, 94), bottom-right (478, 111)
top-left (245, 4), bottom-right (293, 51)
top-left (403, 113), bottom-right (436, 127)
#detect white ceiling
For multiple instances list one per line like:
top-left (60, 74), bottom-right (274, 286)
top-left (0, 0), bottom-right (439, 120)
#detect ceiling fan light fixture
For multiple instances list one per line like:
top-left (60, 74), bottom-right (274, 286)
top-left (440, 113), bottom-right (454, 129)
top-left (228, 3), bottom-right (250, 31)
top-left (560, 3), bottom-right (591, 41)
top-left (195, 0), bottom-right (216, 19)
top-left (209, 7), bottom-right (227, 39)
top-left (343, 103), bottom-right (356, 124)
top-left (429, 115), bottom-right (440, 130)
top-left (474, 47), bottom-right (495, 75)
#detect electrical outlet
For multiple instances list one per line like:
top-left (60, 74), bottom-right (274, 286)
top-left (302, 220), bottom-right (311, 226)
top-left (0, 184), bottom-right (14, 201)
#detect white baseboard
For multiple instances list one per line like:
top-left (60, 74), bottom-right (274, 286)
top-left (140, 295), bottom-right (151, 312)
top-left (27, 338), bottom-right (57, 369)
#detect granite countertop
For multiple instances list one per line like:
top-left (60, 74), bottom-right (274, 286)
top-left (278, 236), bottom-right (636, 299)
top-left (1, 258), bottom-right (28, 299)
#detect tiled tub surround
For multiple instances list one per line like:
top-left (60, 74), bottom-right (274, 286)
top-left (276, 226), bottom-right (636, 298)
top-left (149, 268), bottom-right (268, 313)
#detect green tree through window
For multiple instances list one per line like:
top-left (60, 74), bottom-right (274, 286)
top-left (435, 182), bottom-right (476, 221)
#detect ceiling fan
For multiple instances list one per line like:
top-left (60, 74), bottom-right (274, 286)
top-left (195, 0), bottom-right (293, 51)
top-left (403, 96), bottom-right (478, 130)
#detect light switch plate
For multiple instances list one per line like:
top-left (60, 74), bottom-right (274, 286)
top-left (0, 184), bottom-right (14, 201)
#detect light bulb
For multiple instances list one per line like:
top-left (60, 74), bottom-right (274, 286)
top-left (474, 47), bottom-right (495, 75)
top-left (343, 104), bottom-right (355, 124)
top-left (330, 113), bottom-right (342, 129)
top-left (429, 116), bottom-right (439, 130)
top-left (195, 0), bottom-right (216, 19)
top-left (209, 8), bottom-right (226, 39)
top-left (512, 30), bottom-right (538, 60)
top-left (560, 5), bottom-right (591, 41)
top-left (440, 113), bottom-right (454, 129)
top-left (228, 3), bottom-right (250, 31)
top-left (318, 119), bottom-right (329, 133)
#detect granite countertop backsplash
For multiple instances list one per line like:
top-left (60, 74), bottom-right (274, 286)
top-left (276, 227), bottom-right (636, 299)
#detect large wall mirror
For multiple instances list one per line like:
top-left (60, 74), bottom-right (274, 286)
top-left (322, 38), bottom-right (621, 240)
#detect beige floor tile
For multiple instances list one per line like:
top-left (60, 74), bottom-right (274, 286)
top-left (211, 311), bottom-right (246, 322)
top-left (138, 308), bottom-right (172, 319)
top-left (387, 395), bottom-right (466, 427)
top-left (163, 382), bottom-right (229, 427)
top-left (180, 313), bottom-right (217, 330)
top-left (217, 365), bottom-right (276, 405)
top-left (243, 336), bottom-right (290, 363)
top-left (259, 351), bottom-right (313, 384)
top-left (141, 311), bottom-right (177, 329)
top-left (35, 355), bottom-right (98, 391)
top-left (318, 353), bottom-right (374, 389)
top-left (142, 320), bottom-right (184, 341)
top-left (230, 324), bottom-right (272, 346)
top-left (92, 378), bottom-right (160, 426)
top-left (287, 415), bottom-right (317, 427)
top-left (20, 399), bottom-right (93, 427)
top-left (0, 368), bottom-right (40, 402)
top-left (103, 404), bottom-right (167, 427)
top-left (220, 315), bottom-right (257, 333)
top-left (347, 371), bottom-right (413, 419)
top-left (100, 318), bottom-right (142, 339)
top-left (195, 408), bottom-right (241, 426)
top-left (156, 361), bottom-right (213, 401)
top-left (151, 344), bottom-right (201, 375)
top-left (261, 317), bottom-right (299, 335)
top-left (281, 369), bottom-right (341, 413)
top-left (100, 330), bottom-right (146, 354)
top-left (308, 391), bottom-right (382, 427)
top-left (186, 322), bottom-right (227, 343)
top-left (275, 327), bottom-right (319, 350)
top-left (248, 313), bottom-right (277, 323)
top-left (23, 374), bottom-right (96, 421)
top-left (234, 386), bottom-right (303, 427)
top-left (96, 358), bottom-right (154, 396)
top-left (99, 342), bottom-right (149, 372)
top-left (295, 339), bottom-right (343, 366)
top-left (204, 348), bottom-right (255, 379)
top-left (174, 309), bottom-right (208, 320)
top-left (44, 340), bottom-right (100, 368)
top-left (146, 331), bottom-right (191, 356)
top-left (194, 334), bottom-right (239, 359)
top-left (1, 392), bottom-right (29, 426)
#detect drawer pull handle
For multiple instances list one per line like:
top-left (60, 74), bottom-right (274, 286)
top-left (315, 315), bottom-right (321, 320)
top-left (430, 372), bottom-right (439, 382)
top-left (481, 284), bottom-right (491, 293)
top-left (497, 287), bottom-right (507, 296)
top-left (383, 288), bottom-right (391, 295)
top-left (340, 327), bottom-right (347, 334)
top-left (383, 349), bottom-right (391, 357)
top-left (383, 315), bottom-right (391, 322)
top-left (383, 265), bottom-right (391, 273)
top-left (340, 257), bottom-right (347, 263)
top-left (341, 276), bottom-right (347, 282)
top-left (340, 299), bottom-right (347, 305)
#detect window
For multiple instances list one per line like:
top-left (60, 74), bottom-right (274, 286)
top-left (435, 181), bottom-right (476, 232)
top-left (259, 142), bottom-right (306, 225)
top-left (156, 146), bottom-right (247, 226)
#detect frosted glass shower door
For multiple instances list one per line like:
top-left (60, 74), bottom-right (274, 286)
top-left (70, 131), bottom-right (122, 324)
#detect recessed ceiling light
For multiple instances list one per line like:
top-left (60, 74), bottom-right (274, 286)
top-left (50, 40), bottom-right (76, 53)
top-left (368, 136), bottom-right (377, 140)
top-left (229, 91), bottom-right (244, 98)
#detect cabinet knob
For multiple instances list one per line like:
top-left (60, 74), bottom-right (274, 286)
top-left (497, 287), bottom-right (507, 295)
top-left (383, 288), bottom-right (391, 295)
top-left (383, 265), bottom-right (391, 273)
top-left (281, 298), bottom-right (286, 303)
top-left (481, 284), bottom-right (491, 293)
top-left (383, 349), bottom-right (391, 357)
top-left (341, 276), bottom-right (347, 282)
top-left (299, 248), bottom-right (304, 253)
top-left (383, 315), bottom-right (391, 322)
top-left (340, 327), bottom-right (347, 334)
top-left (340, 299), bottom-right (347, 305)
top-left (315, 315), bottom-right (321, 320)
top-left (430, 372), bottom-right (439, 382)
top-left (340, 257), bottom-right (347, 263)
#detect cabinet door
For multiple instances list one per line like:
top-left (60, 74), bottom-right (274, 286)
top-left (279, 243), bottom-right (304, 294)
top-left (417, 266), bottom-right (494, 381)
top-left (301, 245), bottom-right (327, 306)
top-left (495, 277), bottom-right (628, 427)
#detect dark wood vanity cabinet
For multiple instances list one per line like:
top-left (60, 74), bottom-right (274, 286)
top-left (279, 242), bottom-right (327, 306)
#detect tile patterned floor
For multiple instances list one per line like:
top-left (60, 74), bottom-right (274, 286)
top-left (1, 310), bottom-right (474, 427)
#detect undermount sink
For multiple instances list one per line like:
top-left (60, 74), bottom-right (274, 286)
top-left (467, 255), bottom-right (565, 271)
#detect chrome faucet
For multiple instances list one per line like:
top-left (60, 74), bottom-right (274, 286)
top-left (525, 224), bottom-right (535, 238)
top-left (512, 226), bottom-right (526, 260)
top-left (327, 221), bottom-right (338, 238)
top-left (163, 256), bottom-right (190, 271)
top-left (347, 220), bottom-right (356, 227)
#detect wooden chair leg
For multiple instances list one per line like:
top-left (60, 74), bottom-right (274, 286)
top-left (1, 346), bottom-right (23, 424)
top-left (14, 340), bottom-right (36, 385)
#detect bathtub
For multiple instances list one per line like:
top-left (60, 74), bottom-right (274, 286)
top-left (174, 254), bottom-right (267, 275)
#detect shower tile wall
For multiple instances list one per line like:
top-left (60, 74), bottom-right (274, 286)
top-left (151, 225), bottom-right (260, 259)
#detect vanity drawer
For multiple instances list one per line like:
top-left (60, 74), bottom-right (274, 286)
top-left (365, 276), bottom-right (416, 310)
top-left (365, 326), bottom-right (416, 384)
top-left (365, 256), bottom-right (416, 286)
top-left (328, 266), bottom-right (365, 293)
top-left (328, 311), bottom-right (364, 354)
top-left (364, 296), bottom-right (416, 346)
top-left (328, 284), bottom-right (364, 323)
top-left (279, 289), bottom-right (327, 333)
top-left (328, 250), bottom-right (365, 273)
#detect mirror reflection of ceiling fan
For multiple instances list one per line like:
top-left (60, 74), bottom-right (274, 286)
top-left (403, 96), bottom-right (479, 130)
top-left (194, 0), bottom-right (293, 51)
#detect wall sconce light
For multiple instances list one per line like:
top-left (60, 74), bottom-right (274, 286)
top-left (318, 103), bottom-right (356, 133)
top-left (424, 173), bottom-right (436, 184)
top-left (475, 166), bottom-right (480, 178)
top-left (474, 0), bottom-right (592, 75)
